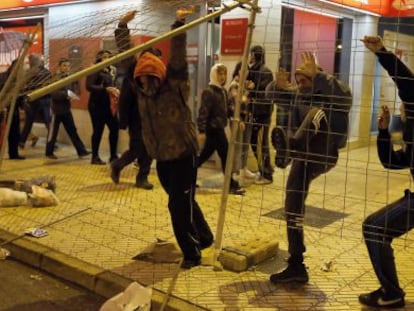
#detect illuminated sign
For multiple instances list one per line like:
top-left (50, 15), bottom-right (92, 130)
top-left (0, 0), bottom-right (85, 10)
top-left (325, 0), bottom-right (414, 16)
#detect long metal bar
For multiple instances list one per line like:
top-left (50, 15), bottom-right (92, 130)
top-left (0, 25), bottom-right (40, 171)
top-left (27, 1), bottom-right (246, 102)
top-left (212, 0), bottom-right (261, 270)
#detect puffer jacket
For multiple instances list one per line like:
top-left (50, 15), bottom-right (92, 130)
top-left (136, 20), bottom-right (198, 161)
top-left (197, 65), bottom-right (229, 133)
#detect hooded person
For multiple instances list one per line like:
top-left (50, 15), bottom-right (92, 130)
top-left (118, 8), bottom-right (214, 269)
top-left (246, 45), bottom-right (275, 184)
top-left (196, 63), bottom-right (245, 195)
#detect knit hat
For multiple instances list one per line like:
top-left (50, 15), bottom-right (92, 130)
top-left (134, 52), bottom-right (166, 82)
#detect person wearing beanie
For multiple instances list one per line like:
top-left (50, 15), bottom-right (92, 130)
top-left (86, 50), bottom-right (119, 165)
top-left (356, 35), bottom-right (414, 309)
top-left (116, 9), bottom-right (213, 270)
top-left (266, 51), bottom-right (352, 284)
top-left (197, 63), bottom-right (245, 195)
top-left (247, 45), bottom-right (275, 184)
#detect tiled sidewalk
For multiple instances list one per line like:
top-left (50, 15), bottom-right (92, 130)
top-left (0, 140), bottom-right (413, 310)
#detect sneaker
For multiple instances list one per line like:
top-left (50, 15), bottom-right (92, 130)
top-left (109, 155), bottom-right (119, 163)
top-left (271, 126), bottom-right (291, 169)
top-left (180, 257), bottom-right (201, 269)
top-left (269, 264), bottom-right (309, 284)
top-left (254, 176), bottom-right (273, 185)
top-left (78, 151), bottom-right (91, 159)
top-left (9, 155), bottom-right (25, 160)
top-left (229, 185), bottom-right (246, 195)
top-left (239, 167), bottom-right (259, 179)
top-left (46, 154), bottom-right (58, 160)
top-left (359, 288), bottom-right (405, 308)
top-left (91, 157), bottom-right (106, 165)
top-left (110, 164), bottom-right (121, 184)
top-left (136, 179), bottom-right (154, 190)
top-left (30, 135), bottom-right (39, 147)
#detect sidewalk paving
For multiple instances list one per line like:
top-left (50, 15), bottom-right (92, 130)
top-left (0, 140), bottom-right (413, 310)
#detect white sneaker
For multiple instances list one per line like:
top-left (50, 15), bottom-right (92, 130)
top-left (239, 167), bottom-right (259, 179)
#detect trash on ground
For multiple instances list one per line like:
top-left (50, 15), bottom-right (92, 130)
top-left (132, 238), bottom-right (182, 263)
top-left (25, 227), bottom-right (48, 238)
top-left (0, 247), bottom-right (10, 259)
top-left (321, 260), bottom-right (333, 272)
top-left (99, 281), bottom-right (151, 311)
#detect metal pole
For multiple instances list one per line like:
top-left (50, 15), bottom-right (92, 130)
top-left (27, 1), bottom-right (245, 102)
top-left (212, 0), bottom-right (260, 270)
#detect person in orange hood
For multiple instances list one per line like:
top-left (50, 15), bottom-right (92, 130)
top-left (116, 9), bottom-right (213, 269)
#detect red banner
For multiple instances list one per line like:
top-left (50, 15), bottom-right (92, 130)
top-left (0, 0), bottom-right (82, 10)
top-left (221, 18), bottom-right (248, 55)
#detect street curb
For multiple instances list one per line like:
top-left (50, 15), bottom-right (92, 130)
top-left (0, 229), bottom-right (208, 311)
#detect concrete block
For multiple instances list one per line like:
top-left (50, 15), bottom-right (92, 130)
top-left (5, 237), bottom-right (51, 268)
top-left (218, 237), bottom-right (279, 272)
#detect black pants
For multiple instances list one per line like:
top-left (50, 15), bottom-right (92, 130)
top-left (111, 127), bottom-right (152, 182)
top-left (197, 128), bottom-right (238, 188)
top-left (362, 189), bottom-right (414, 296)
top-left (46, 112), bottom-right (87, 156)
top-left (157, 155), bottom-right (213, 259)
top-left (251, 114), bottom-right (273, 180)
top-left (20, 98), bottom-right (50, 144)
top-left (285, 107), bottom-right (338, 265)
top-left (88, 106), bottom-right (119, 159)
top-left (7, 105), bottom-right (21, 158)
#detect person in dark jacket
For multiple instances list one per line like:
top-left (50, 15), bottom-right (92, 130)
top-left (118, 8), bottom-right (213, 269)
top-left (45, 58), bottom-right (89, 159)
top-left (86, 50), bottom-right (119, 165)
top-left (111, 12), bottom-right (154, 190)
top-left (357, 35), bottom-right (414, 309)
top-left (19, 54), bottom-right (52, 148)
top-left (0, 59), bottom-right (25, 160)
top-left (247, 45), bottom-right (274, 184)
top-left (267, 51), bottom-right (352, 284)
top-left (197, 63), bottom-right (245, 195)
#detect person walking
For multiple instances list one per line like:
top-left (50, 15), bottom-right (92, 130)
top-left (357, 35), bottom-right (414, 309)
top-left (110, 12), bottom-right (154, 190)
top-left (197, 63), bottom-right (245, 195)
top-left (19, 54), bottom-right (51, 148)
top-left (45, 58), bottom-right (90, 160)
top-left (86, 50), bottom-right (119, 165)
top-left (0, 60), bottom-right (25, 160)
top-left (268, 51), bottom-right (352, 284)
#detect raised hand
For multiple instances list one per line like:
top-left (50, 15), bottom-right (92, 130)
top-left (377, 105), bottom-right (390, 130)
top-left (296, 51), bottom-right (318, 79)
top-left (360, 36), bottom-right (384, 53)
top-left (275, 68), bottom-right (292, 89)
top-left (176, 6), bottom-right (195, 20)
top-left (120, 10), bottom-right (137, 24)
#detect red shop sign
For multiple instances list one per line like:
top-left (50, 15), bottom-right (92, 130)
top-left (221, 18), bottom-right (248, 55)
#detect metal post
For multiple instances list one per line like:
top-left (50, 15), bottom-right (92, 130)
top-left (0, 25), bottom-right (40, 171)
top-left (27, 1), bottom-right (245, 102)
top-left (212, 0), bottom-right (261, 270)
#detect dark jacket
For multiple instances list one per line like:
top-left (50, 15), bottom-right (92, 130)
top-left (266, 71), bottom-right (352, 148)
top-left (86, 65), bottom-right (116, 112)
top-left (197, 85), bottom-right (228, 133)
top-left (375, 48), bottom-right (414, 175)
top-left (135, 20), bottom-right (198, 161)
top-left (248, 61), bottom-right (274, 118)
top-left (114, 22), bottom-right (141, 131)
top-left (50, 73), bottom-right (79, 115)
top-left (24, 65), bottom-right (52, 103)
